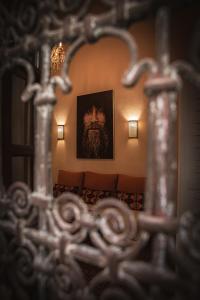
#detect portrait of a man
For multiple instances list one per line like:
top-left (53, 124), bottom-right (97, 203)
top-left (77, 90), bottom-right (113, 159)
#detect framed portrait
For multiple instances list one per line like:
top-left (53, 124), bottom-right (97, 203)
top-left (77, 90), bottom-right (113, 159)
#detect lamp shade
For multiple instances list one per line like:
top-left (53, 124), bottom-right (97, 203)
top-left (57, 125), bottom-right (64, 140)
top-left (51, 42), bottom-right (65, 71)
top-left (128, 120), bottom-right (138, 138)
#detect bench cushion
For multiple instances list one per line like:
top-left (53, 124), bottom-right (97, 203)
top-left (116, 191), bottom-right (144, 210)
top-left (83, 171), bottom-right (117, 191)
top-left (57, 170), bottom-right (83, 187)
top-left (81, 188), bottom-right (113, 205)
top-left (117, 174), bottom-right (145, 193)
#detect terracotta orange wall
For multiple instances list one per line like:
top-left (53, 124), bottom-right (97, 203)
top-left (52, 19), bottom-right (155, 183)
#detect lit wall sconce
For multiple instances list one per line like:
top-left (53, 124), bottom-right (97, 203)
top-left (128, 120), bottom-right (138, 138)
top-left (57, 125), bottom-right (64, 140)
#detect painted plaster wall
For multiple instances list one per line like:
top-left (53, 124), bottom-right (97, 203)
top-left (51, 18), bottom-right (155, 183)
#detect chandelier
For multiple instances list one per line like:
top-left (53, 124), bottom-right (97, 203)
top-left (51, 42), bottom-right (65, 71)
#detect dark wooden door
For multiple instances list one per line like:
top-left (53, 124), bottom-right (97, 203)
top-left (1, 66), bottom-right (35, 189)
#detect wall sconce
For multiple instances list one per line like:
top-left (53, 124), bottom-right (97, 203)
top-left (128, 120), bottom-right (138, 138)
top-left (57, 125), bottom-right (64, 140)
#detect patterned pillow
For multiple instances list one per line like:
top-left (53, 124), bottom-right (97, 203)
top-left (53, 184), bottom-right (80, 197)
top-left (81, 189), bottom-right (113, 205)
top-left (116, 192), bottom-right (144, 211)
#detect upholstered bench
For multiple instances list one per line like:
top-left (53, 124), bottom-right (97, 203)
top-left (53, 170), bottom-right (83, 195)
top-left (53, 170), bottom-right (145, 211)
top-left (116, 174), bottom-right (144, 210)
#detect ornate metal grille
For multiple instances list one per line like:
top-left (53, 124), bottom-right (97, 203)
top-left (0, 1), bottom-right (200, 300)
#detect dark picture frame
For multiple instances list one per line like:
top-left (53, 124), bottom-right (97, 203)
top-left (77, 90), bottom-right (113, 159)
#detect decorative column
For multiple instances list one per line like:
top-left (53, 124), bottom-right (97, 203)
top-left (32, 43), bottom-right (56, 219)
top-left (144, 7), bottom-right (180, 297)
top-left (31, 44), bottom-right (56, 300)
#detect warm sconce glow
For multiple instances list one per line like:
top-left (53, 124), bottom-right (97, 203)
top-left (57, 125), bottom-right (64, 140)
top-left (128, 120), bottom-right (138, 138)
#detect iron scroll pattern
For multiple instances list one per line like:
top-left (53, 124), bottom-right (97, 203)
top-left (0, 1), bottom-right (200, 300)
top-left (0, 183), bottom-right (200, 300)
